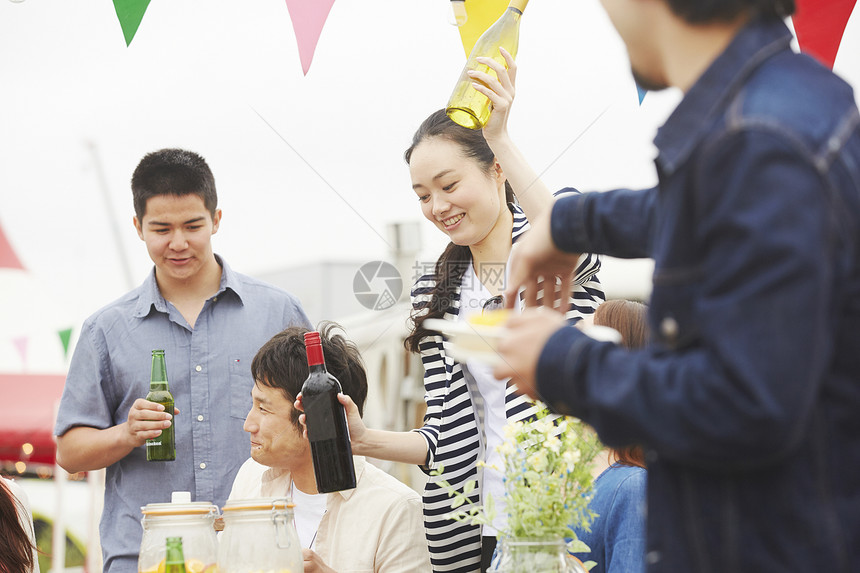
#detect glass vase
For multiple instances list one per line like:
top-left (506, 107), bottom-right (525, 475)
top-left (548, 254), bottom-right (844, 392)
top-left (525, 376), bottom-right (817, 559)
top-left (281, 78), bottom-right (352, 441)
top-left (488, 538), bottom-right (589, 573)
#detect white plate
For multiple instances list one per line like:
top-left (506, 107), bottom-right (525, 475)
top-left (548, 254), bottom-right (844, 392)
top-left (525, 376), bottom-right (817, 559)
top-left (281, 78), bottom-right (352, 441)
top-left (447, 345), bottom-right (505, 367)
top-left (421, 319), bottom-right (622, 367)
top-left (423, 318), bottom-right (507, 367)
top-left (580, 325), bottom-right (623, 344)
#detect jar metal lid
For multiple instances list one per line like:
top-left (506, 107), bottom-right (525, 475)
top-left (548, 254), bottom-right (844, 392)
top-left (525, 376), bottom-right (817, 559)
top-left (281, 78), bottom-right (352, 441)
top-left (141, 501), bottom-right (219, 516)
top-left (222, 497), bottom-right (295, 512)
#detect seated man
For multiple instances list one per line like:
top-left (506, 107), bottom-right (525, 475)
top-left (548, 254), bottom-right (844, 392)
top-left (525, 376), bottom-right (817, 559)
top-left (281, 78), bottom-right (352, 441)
top-left (227, 322), bottom-right (431, 573)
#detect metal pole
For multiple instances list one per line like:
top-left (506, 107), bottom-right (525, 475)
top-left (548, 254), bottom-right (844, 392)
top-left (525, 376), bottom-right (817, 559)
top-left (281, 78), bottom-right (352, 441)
top-left (86, 140), bottom-right (136, 291)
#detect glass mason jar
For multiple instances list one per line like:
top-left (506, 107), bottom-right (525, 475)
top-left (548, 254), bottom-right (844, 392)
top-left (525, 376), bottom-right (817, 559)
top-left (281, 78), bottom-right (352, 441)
top-left (218, 498), bottom-right (303, 573)
top-left (488, 538), bottom-right (589, 573)
top-left (138, 496), bottom-right (219, 573)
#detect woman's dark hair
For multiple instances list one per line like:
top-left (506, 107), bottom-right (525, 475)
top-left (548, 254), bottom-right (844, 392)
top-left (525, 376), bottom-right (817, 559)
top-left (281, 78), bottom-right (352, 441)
top-left (0, 479), bottom-right (36, 573)
top-left (666, 0), bottom-right (794, 23)
top-left (403, 109), bottom-right (515, 353)
top-left (593, 299), bottom-right (650, 469)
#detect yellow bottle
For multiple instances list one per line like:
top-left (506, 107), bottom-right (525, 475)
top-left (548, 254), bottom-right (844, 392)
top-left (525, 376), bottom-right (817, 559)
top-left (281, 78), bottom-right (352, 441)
top-left (446, 0), bottom-right (529, 129)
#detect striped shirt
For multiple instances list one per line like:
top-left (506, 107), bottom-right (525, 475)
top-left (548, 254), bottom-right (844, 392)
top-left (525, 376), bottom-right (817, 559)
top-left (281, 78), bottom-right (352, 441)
top-left (410, 201), bottom-right (604, 572)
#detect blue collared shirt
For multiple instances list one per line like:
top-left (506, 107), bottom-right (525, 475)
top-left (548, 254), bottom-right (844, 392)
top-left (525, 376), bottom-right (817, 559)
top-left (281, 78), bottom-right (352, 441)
top-left (537, 16), bottom-right (860, 573)
top-left (55, 255), bottom-right (311, 573)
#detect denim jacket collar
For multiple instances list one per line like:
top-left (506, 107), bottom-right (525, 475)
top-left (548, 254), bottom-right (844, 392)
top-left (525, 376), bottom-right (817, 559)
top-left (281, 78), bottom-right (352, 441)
top-left (654, 16), bottom-right (794, 175)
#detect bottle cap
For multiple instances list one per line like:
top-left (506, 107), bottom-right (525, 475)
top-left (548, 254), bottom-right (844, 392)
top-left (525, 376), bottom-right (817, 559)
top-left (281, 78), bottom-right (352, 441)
top-left (304, 331), bottom-right (325, 367)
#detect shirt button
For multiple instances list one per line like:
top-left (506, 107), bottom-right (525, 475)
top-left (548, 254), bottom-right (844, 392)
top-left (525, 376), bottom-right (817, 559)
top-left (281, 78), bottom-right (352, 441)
top-left (646, 550), bottom-right (662, 564)
top-left (660, 317), bottom-right (679, 340)
top-left (195, 365), bottom-right (202, 372)
top-left (212, 296), bottom-right (218, 302)
top-left (199, 463), bottom-right (206, 469)
top-left (197, 415), bottom-right (204, 422)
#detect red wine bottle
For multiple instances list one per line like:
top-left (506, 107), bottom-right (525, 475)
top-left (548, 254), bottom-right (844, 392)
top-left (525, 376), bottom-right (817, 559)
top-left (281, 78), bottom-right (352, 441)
top-left (301, 331), bottom-right (356, 493)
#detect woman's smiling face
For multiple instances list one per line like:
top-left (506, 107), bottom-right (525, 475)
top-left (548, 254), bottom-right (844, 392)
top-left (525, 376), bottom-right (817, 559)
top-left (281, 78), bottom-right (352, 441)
top-left (409, 137), bottom-right (508, 248)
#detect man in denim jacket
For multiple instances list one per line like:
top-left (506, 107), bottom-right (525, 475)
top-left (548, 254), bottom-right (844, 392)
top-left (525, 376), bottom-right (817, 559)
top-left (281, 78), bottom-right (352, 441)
top-left (493, 0), bottom-right (860, 571)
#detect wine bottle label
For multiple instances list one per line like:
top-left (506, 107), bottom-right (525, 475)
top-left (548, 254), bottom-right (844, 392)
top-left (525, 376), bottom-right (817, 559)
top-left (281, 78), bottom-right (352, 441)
top-left (147, 441), bottom-right (162, 447)
top-left (304, 393), bottom-right (338, 441)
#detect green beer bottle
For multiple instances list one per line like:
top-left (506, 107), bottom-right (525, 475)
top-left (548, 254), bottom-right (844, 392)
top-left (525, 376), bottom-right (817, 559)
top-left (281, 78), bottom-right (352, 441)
top-left (146, 349), bottom-right (176, 462)
top-left (164, 537), bottom-right (187, 573)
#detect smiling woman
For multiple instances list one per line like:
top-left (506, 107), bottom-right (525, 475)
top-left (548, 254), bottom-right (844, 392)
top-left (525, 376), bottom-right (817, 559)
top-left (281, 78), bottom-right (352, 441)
top-left (399, 107), bottom-right (604, 572)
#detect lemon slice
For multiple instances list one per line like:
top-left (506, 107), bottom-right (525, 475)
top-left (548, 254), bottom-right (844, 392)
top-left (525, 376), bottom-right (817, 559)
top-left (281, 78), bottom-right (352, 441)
top-left (468, 309), bottom-right (510, 327)
top-left (186, 559), bottom-right (206, 573)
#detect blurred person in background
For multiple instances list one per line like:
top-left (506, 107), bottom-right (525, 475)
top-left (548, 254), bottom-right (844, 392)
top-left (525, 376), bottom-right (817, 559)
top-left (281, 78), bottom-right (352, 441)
top-left (1, 476), bottom-right (40, 573)
top-left (572, 299), bottom-right (649, 573)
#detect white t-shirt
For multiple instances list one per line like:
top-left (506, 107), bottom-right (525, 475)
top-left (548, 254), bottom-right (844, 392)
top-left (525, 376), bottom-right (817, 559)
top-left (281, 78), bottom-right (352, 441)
top-left (458, 262), bottom-right (511, 536)
top-left (291, 483), bottom-right (328, 549)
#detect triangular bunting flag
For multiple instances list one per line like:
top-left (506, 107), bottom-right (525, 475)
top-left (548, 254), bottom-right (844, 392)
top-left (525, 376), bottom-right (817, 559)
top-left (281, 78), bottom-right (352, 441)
top-left (457, 0), bottom-right (508, 57)
top-left (0, 222), bottom-right (24, 270)
top-left (113, 0), bottom-right (152, 47)
top-left (58, 328), bottom-right (73, 359)
top-left (636, 84), bottom-right (647, 105)
top-left (285, 0), bottom-right (337, 75)
top-left (13, 337), bottom-right (28, 369)
top-left (793, 0), bottom-right (856, 69)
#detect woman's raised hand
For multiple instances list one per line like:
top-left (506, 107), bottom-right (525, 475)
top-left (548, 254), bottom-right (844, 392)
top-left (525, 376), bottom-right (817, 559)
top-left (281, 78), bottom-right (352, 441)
top-left (469, 46), bottom-right (517, 143)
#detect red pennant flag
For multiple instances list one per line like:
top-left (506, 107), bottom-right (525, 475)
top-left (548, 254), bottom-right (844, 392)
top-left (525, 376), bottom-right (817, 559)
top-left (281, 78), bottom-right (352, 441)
top-left (285, 0), bottom-right (337, 75)
top-left (0, 222), bottom-right (24, 270)
top-left (793, 0), bottom-right (857, 69)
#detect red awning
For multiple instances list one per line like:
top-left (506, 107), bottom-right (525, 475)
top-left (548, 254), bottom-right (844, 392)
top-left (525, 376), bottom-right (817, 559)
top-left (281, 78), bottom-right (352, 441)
top-left (0, 373), bottom-right (66, 465)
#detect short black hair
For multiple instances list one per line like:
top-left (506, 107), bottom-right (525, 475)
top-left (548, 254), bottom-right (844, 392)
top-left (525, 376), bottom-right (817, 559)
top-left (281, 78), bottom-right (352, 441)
top-left (250, 322), bottom-right (368, 426)
top-left (666, 0), bottom-right (794, 22)
top-left (131, 148), bottom-right (218, 221)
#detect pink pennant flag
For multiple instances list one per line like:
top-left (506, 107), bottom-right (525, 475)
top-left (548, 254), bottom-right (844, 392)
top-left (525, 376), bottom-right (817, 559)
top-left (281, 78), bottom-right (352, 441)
top-left (793, 0), bottom-right (857, 69)
top-left (13, 337), bottom-right (28, 369)
top-left (0, 221), bottom-right (24, 270)
top-left (285, 0), bottom-right (337, 75)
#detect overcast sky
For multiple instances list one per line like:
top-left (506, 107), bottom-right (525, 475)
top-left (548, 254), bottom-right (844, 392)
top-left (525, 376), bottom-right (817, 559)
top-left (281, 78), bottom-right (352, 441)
top-left (1, 0), bottom-right (858, 372)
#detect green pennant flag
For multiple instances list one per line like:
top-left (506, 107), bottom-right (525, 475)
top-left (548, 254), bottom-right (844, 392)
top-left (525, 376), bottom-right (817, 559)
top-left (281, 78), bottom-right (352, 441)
top-left (113, 0), bottom-right (152, 46)
top-left (58, 328), bottom-right (73, 359)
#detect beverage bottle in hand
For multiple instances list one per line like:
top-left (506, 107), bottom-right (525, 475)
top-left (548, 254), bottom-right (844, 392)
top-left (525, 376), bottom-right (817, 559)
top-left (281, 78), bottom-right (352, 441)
top-left (446, 0), bottom-right (529, 129)
top-left (146, 349), bottom-right (176, 462)
top-left (301, 331), bottom-right (356, 493)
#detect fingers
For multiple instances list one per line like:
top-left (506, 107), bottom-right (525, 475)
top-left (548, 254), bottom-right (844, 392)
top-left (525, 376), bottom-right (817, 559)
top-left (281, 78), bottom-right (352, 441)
top-left (499, 46), bottom-right (517, 84)
top-left (336, 392), bottom-right (355, 411)
top-left (130, 399), bottom-right (172, 423)
top-left (127, 399), bottom-right (173, 442)
top-left (504, 249), bottom-right (532, 308)
top-left (557, 271), bottom-right (575, 314)
top-left (469, 55), bottom-right (514, 109)
top-left (297, 413), bottom-right (309, 440)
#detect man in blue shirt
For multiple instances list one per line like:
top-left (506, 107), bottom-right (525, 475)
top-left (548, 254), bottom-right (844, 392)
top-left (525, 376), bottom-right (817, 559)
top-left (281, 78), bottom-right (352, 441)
top-left (54, 148), bottom-right (312, 573)
top-left (491, 1), bottom-right (860, 571)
